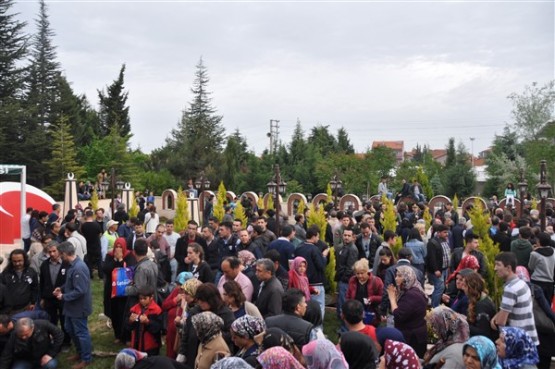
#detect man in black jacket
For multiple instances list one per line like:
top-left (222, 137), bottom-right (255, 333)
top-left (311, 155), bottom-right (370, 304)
top-left (39, 242), bottom-right (71, 348)
top-left (426, 224), bottom-right (451, 308)
top-left (0, 318), bottom-right (63, 369)
top-left (265, 289), bottom-right (314, 348)
top-left (254, 259), bottom-right (284, 318)
top-left (355, 222), bottom-right (383, 261)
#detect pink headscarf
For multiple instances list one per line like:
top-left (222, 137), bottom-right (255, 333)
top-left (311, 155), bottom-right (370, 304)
top-left (288, 256), bottom-right (311, 301)
top-left (515, 266), bottom-right (530, 282)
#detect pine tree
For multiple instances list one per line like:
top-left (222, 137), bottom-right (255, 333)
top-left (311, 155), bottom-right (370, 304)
top-left (336, 127), bottom-right (354, 154)
top-left (452, 194), bottom-right (459, 213)
top-left (174, 187), bottom-right (189, 233)
top-left (468, 201), bottom-right (502, 305)
top-left (306, 204), bottom-right (336, 292)
top-left (166, 58), bottom-right (225, 182)
top-left (297, 198), bottom-right (306, 217)
top-left (445, 138), bottom-right (456, 168)
top-left (90, 188), bottom-right (99, 210)
top-left (213, 181), bottom-right (227, 222)
top-left (326, 183), bottom-right (333, 205)
top-left (234, 202), bottom-right (248, 227)
top-left (128, 191), bottom-right (139, 218)
top-left (266, 195), bottom-right (274, 211)
top-left (0, 0), bottom-right (28, 101)
top-left (416, 166), bottom-right (434, 200)
top-left (44, 115), bottom-right (85, 199)
top-left (98, 64), bottom-right (131, 137)
top-left (22, 0), bottom-right (61, 187)
top-left (222, 130), bottom-right (249, 192)
top-left (257, 196), bottom-right (264, 212)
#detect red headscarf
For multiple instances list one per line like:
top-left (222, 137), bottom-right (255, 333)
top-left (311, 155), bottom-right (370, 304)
top-left (109, 237), bottom-right (132, 259)
top-left (383, 339), bottom-right (421, 369)
top-left (288, 256), bottom-right (311, 301)
top-left (446, 255), bottom-right (480, 284)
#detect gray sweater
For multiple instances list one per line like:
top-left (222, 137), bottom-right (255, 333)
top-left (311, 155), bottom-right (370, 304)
top-left (528, 247), bottom-right (555, 283)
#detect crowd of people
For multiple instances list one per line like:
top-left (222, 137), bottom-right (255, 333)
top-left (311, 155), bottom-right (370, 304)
top-left (4, 190), bottom-right (555, 369)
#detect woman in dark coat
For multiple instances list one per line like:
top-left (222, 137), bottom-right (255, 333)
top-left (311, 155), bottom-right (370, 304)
top-left (386, 265), bottom-right (427, 358)
top-left (103, 237), bottom-right (137, 342)
top-left (340, 331), bottom-right (378, 369)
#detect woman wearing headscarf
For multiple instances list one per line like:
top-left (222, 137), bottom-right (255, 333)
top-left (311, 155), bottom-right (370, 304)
top-left (288, 256), bottom-right (318, 301)
top-left (443, 255), bottom-right (480, 312)
top-left (103, 237), bottom-right (137, 343)
top-left (375, 327), bottom-right (405, 355)
top-left (302, 338), bottom-right (348, 369)
top-left (195, 283), bottom-right (235, 350)
top-left (379, 339), bottom-right (421, 369)
top-left (238, 250), bottom-right (260, 294)
top-left (261, 328), bottom-right (306, 367)
top-left (463, 336), bottom-right (501, 369)
top-left (162, 272), bottom-right (193, 359)
top-left (340, 331), bottom-right (379, 369)
top-left (496, 327), bottom-right (539, 369)
top-left (176, 278), bottom-right (203, 368)
top-left (230, 315), bottom-right (266, 367)
top-left (192, 311), bottom-right (230, 369)
top-left (257, 346), bottom-right (305, 369)
top-left (386, 265), bottom-right (427, 357)
top-left (114, 348), bottom-right (186, 369)
top-left (424, 306), bottom-right (469, 369)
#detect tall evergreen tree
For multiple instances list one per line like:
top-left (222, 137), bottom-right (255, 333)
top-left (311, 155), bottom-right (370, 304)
top-left (445, 137), bottom-right (456, 168)
top-left (308, 125), bottom-right (337, 157)
top-left (336, 127), bottom-right (354, 154)
top-left (44, 115), bottom-right (85, 199)
top-left (0, 0), bottom-right (28, 101)
top-left (166, 58), bottom-right (225, 181)
top-left (98, 64), bottom-right (131, 137)
top-left (26, 0), bottom-right (60, 125)
top-left (221, 130), bottom-right (249, 192)
top-left (21, 0), bottom-right (61, 187)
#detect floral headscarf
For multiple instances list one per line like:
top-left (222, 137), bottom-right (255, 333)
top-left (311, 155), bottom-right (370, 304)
top-left (210, 357), bottom-right (254, 369)
top-left (238, 250), bottom-right (257, 268)
top-left (289, 256), bottom-right (311, 301)
top-left (446, 255), bottom-right (480, 284)
top-left (499, 327), bottom-right (539, 369)
top-left (181, 277), bottom-right (203, 297)
top-left (424, 306), bottom-right (469, 363)
top-left (383, 339), bottom-right (421, 369)
top-left (231, 315), bottom-right (266, 340)
top-left (395, 265), bottom-right (425, 300)
top-left (515, 266), bottom-right (530, 282)
top-left (302, 338), bottom-right (349, 369)
top-left (257, 346), bottom-right (304, 369)
top-left (192, 311), bottom-right (224, 344)
top-left (463, 336), bottom-right (501, 369)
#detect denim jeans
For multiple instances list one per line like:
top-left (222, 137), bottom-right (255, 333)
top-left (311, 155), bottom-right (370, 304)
top-left (311, 285), bottom-right (326, 321)
top-left (428, 271), bottom-right (445, 308)
top-left (337, 282), bottom-right (349, 320)
top-left (65, 316), bottom-right (92, 363)
top-left (170, 258), bottom-right (178, 283)
top-left (12, 358), bottom-right (58, 369)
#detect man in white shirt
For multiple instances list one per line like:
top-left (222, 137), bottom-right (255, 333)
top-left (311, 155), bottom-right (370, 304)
top-left (163, 220), bottom-right (180, 283)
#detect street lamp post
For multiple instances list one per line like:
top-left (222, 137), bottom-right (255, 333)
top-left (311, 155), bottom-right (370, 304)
top-left (194, 171), bottom-right (211, 223)
top-left (267, 164), bottom-right (287, 237)
top-left (517, 169), bottom-right (528, 217)
top-left (101, 168), bottom-right (124, 218)
top-left (537, 160), bottom-right (552, 231)
top-left (329, 172), bottom-right (343, 210)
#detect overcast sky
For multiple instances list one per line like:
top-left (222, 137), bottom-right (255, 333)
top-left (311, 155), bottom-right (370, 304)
top-left (13, 0), bottom-right (555, 156)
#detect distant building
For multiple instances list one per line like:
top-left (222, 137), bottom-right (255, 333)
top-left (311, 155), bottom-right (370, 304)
top-left (372, 141), bottom-right (404, 164)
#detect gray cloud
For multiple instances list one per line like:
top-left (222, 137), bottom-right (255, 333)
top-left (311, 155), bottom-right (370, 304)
top-left (13, 0), bottom-right (554, 155)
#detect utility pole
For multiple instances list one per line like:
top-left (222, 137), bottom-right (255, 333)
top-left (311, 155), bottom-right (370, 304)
top-left (268, 119), bottom-right (280, 154)
top-left (470, 137), bottom-right (475, 167)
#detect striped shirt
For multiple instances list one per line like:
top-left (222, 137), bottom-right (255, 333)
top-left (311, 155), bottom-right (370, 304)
top-left (500, 276), bottom-right (539, 345)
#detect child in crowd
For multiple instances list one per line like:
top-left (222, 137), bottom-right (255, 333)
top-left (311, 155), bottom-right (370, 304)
top-left (128, 287), bottom-right (163, 356)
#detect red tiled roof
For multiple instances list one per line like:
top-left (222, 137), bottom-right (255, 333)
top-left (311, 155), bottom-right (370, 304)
top-left (372, 141), bottom-right (404, 151)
